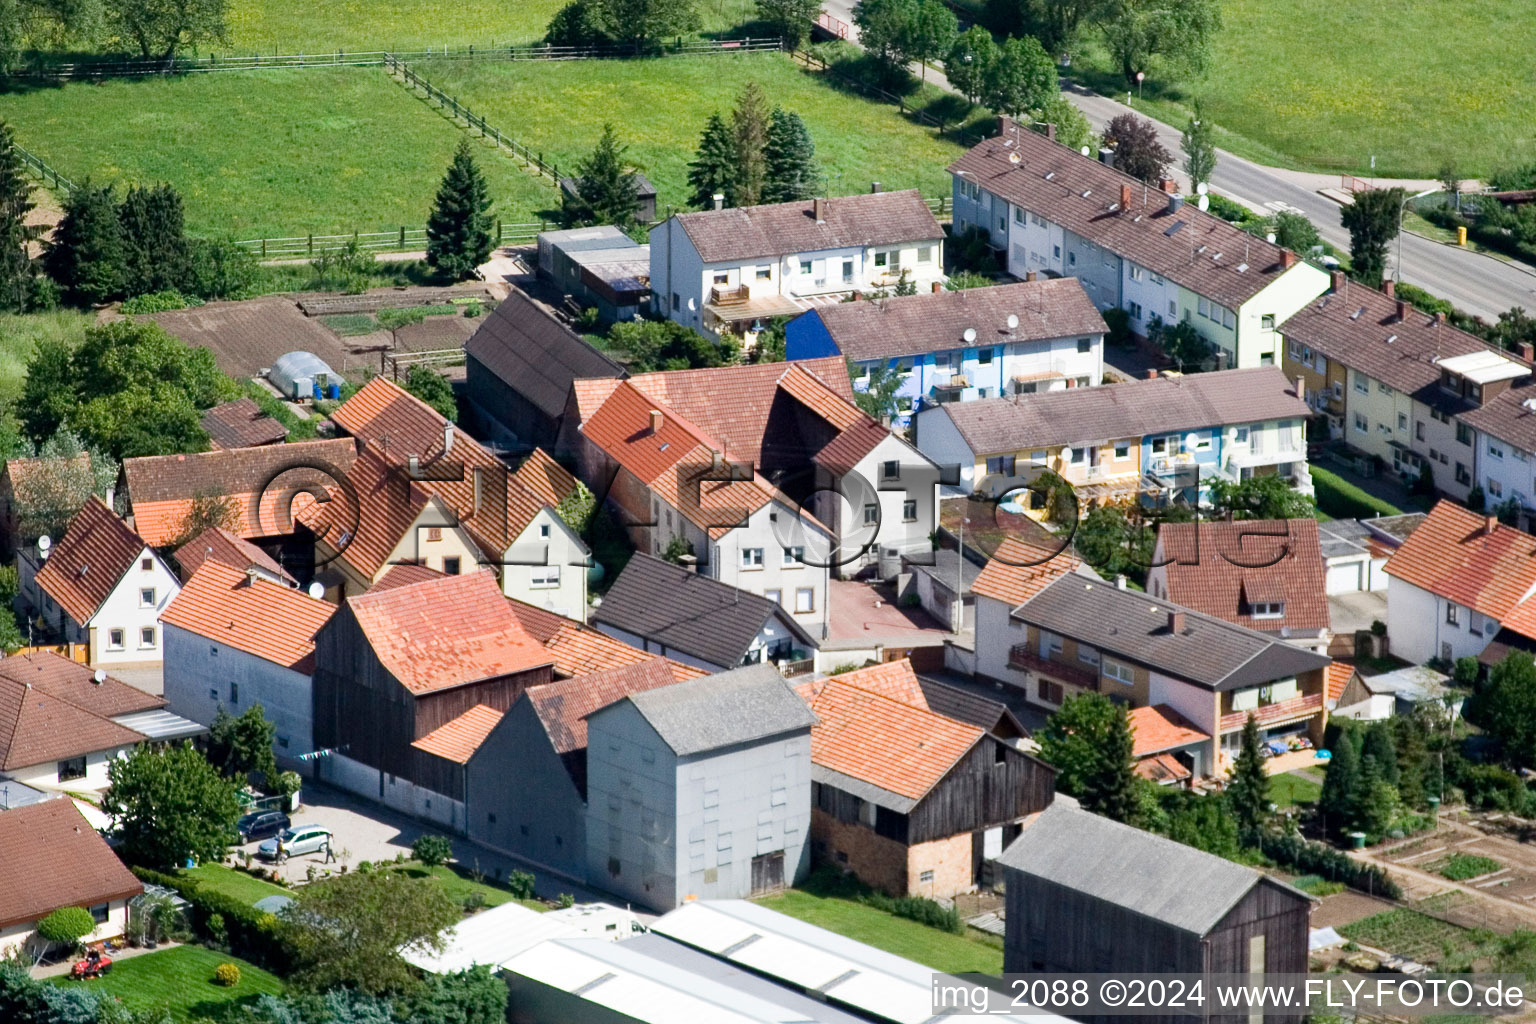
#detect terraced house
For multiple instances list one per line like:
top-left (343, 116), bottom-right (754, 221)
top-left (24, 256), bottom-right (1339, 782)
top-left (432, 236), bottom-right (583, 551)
top-left (914, 366), bottom-right (1312, 507)
top-left (949, 122), bottom-right (1328, 369)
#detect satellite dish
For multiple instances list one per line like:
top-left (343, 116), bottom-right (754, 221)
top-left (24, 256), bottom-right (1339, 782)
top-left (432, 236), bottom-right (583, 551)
top-left (1266, 233), bottom-right (1278, 244)
top-left (92, 669), bottom-right (106, 685)
top-left (962, 327), bottom-right (978, 343)
top-left (1196, 182), bottom-right (1208, 195)
top-left (1006, 314), bottom-right (1019, 330)
top-left (1080, 146), bottom-right (1090, 156)
top-left (307, 581), bottom-right (326, 600)
top-left (687, 297), bottom-right (696, 311)
top-left (1197, 195), bottom-right (1209, 212)
top-left (37, 535), bottom-right (50, 553)
top-left (1008, 152), bottom-right (1021, 165)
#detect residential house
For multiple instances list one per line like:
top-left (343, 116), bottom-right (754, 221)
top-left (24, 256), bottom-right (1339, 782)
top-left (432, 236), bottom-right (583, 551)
top-left (906, 548), bottom-right (983, 633)
top-left (584, 664), bottom-right (818, 911)
top-left (200, 397), bottom-right (289, 450)
top-left (1129, 704), bottom-right (1211, 786)
top-left (0, 801), bottom-right (142, 961)
top-left (649, 190), bottom-right (945, 341)
top-left (321, 378), bottom-right (591, 617)
top-left (463, 289), bottom-right (626, 452)
top-left (1382, 499), bottom-right (1536, 665)
top-left (172, 526), bottom-right (297, 586)
top-left (971, 535), bottom-right (1087, 688)
top-left (160, 559), bottom-right (336, 768)
top-left (536, 226), bottom-right (652, 325)
top-left (592, 553), bottom-right (818, 672)
top-left (465, 659), bottom-right (681, 880)
top-left (999, 801), bottom-right (1311, 997)
top-left (797, 665), bottom-right (1054, 898)
top-left (121, 437), bottom-right (359, 547)
top-left (998, 573), bottom-right (1333, 771)
top-left (1279, 273), bottom-right (1529, 501)
top-left (1148, 518), bottom-right (1331, 653)
top-left (915, 366), bottom-right (1313, 506)
top-left (950, 121), bottom-right (1328, 368)
top-left (1460, 374), bottom-right (1536, 527)
top-left (784, 278), bottom-right (1107, 427)
top-left (0, 451), bottom-right (95, 562)
top-left (0, 651), bottom-right (192, 793)
top-left (505, 595), bottom-right (707, 683)
top-left (310, 569), bottom-right (556, 829)
top-left (27, 497), bottom-right (180, 666)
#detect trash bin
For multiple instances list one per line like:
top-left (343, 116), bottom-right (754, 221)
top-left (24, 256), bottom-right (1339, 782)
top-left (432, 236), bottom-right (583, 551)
top-left (1427, 795), bottom-right (1441, 814)
top-left (1348, 831), bottom-right (1367, 850)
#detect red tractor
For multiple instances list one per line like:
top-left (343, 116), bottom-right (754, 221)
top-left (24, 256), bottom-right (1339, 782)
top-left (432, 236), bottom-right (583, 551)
top-left (71, 949), bottom-right (112, 979)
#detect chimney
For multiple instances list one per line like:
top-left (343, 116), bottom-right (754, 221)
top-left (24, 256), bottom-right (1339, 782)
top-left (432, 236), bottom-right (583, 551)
top-left (442, 420), bottom-right (454, 455)
top-left (1330, 269), bottom-right (1347, 293)
top-left (1434, 311), bottom-right (1447, 325)
top-left (1120, 184), bottom-right (1132, 210)
top-left (711, 193), bottom-right (724, 211)
top-left (1024, 270), bottom-right (1038, 282)
top-left (997, 114), bottom-right (1018, 137)
top-left (1518, 341), bottom-right (1534, 362)
top-left (408, 454), bottom-right (420, 477)
top-left (932, 281), bottom-right (943, 294)
top-left (1280, 250), bottom-right (1297, 269)
top-left (851, 290), bottom-right (863, 302)
top-left (870, 181), bottom-right (882, 194)
top-left (1486, 515), bottom-right (1499, 536)
top-left (1381, 279), bottom-right (1395, 299)
top-left (1167, 610), bottom-right (1186, 634)
top-left (1160, 178), bottom-right (1178, 194)
top-left (1166, 194), bottom-right (1184, 215)
top-left (1396, 299), bottom-right (1408, 322)
top-left (244, 566), bottom-right (260, 587)
top-left (1114, 574), bottom-right (1128, 590)
top-left (678, 553), bottom-right (699, 572)
top-left (1146, 368), bottom-right (1158, 379)
top-left (648, 409), bottom-right (663, 434)
top-left (1045, 123), bottom-right (1056, 142)
top-left (813, 197), bottom-right (827, 223)
top-left (1215, 349), bottom-right (1229, 370)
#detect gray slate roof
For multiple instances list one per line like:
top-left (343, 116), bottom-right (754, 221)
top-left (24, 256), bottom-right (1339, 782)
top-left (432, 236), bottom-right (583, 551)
top-left (593, 553), bottom-right (816, 669)
top-left (906, 548), bottom-right (984, 594)
top-left (620, 663), bottom-right (818, 756)
top-left (932, 366), bottom-right (1309, 454)
top-left (667, 190), bottom-right (943, 265)
top-left (997, 802), bottom-right (1305, 934)
top-left (463, 290), bottom-right (625, 419)
top-left (1316, 518), bottom-right (1370, 559)
top-left (1016, 574), bottom-right (1331, 690)
top-left (1364, 512), bottom-right (1427, 544)
top-left (808, 278), bottom-right (1106, 362)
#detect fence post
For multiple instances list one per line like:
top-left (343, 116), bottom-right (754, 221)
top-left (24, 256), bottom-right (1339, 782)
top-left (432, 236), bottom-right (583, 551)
top-left (308, 234), bottom-right (313, 256)
top-left (400, 226), bottom-right (406, 247)
top-left (261, 239), bottom-right (267, 258)
top-left (497, 219), bottom-right (503, 244)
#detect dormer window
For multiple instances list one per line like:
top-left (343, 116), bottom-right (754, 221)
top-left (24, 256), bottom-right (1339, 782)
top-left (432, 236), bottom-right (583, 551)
top-left (1441, 371), bottom-right (1462, 394)
top-left (1249, 601), bottom-right (1284, 619)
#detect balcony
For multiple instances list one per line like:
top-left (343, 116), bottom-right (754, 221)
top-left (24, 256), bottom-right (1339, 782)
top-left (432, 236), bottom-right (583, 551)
top-left (1007, 644), bottom-right (1099, 690)
top-left (1219, 692), bottom-right (1323, 732)
top-left (710, 284), bottom-right (749, 306)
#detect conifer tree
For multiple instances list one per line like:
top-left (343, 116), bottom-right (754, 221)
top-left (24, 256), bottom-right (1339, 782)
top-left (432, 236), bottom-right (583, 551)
top-left (1078, 700), bottom-right (1137, 824)
top-left (763, 108), bottom-right (819, 204)
top-left (1225, 713), bottom-right (1270, 843)
top-left (425, 139), bottom-right (493, 281)
top-left (1363, 721), bottom-right (1400, 786)
top-left (1318, 732), bottom-right (1361, 835)
top-left (45, 180), bottom-right (124, 306)
top-left (730, 81), bottom-right (771, 207)
top-left (565, 123), bottom-right (639, 228)
top-left (118, 183), bottom-right (187, 296)
top-left (688, 112), bottom-right (737, 210)
top-left (0, 119), bottom-right (37, 312)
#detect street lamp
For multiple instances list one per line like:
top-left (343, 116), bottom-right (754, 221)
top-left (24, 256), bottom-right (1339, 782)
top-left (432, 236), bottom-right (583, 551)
top-left (1395, 187), bottom-right (1437, 284)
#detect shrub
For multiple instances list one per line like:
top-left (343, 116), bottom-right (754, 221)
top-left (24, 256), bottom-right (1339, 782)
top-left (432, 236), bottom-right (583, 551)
top-left (213, 962), bottom-right (242, 987)
top-left (1371, 620), bottom-right (1387, 636)
top-left (206, 911), bottom-right (227, 947)
top-left (802, 864), bottom-right (963, 933)
top-left (462, 301), bottom-right (482, 317)
top-left (1310, 466), bottom-right (1403, 520)
top-left (121, 289), bottom-right (201, 314)
top-left (130, 866), bottom-right (294, 971)
top-left (37, 906), bottom-right (95, 949)
top-left (557, 892), bottom-right (575, 909)
top-left (1100, 307), bottom-right (1133, 347)
top-left (411, 834), bottom-right (453, 868)
top-left (1458, 764), bottom-right (1529, 812)
top-left (1258, 835), bottom-right (1401, 899)
top-left (507, 871), bottom-right (536, 900)
top-left (463, 891), bottom-right (487, 913)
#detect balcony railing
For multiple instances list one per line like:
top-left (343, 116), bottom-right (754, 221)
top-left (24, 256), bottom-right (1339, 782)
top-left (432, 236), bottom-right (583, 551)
top-left (710, 284), bottom-right (749, 305)
top-left (1008, 644), bottom-right (1099, 690)
top-left (1219, 692), bottom-right (1322, 732)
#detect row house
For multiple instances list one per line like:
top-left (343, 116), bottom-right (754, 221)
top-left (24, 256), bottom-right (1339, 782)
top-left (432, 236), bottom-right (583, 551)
top-left (649, 190), bottom-right (945, 342)
top-left (914, 366), bottom-right (1312, 508)
top-left (949, 122), bottom-right (1327, 369)
top-left (1279, 274), bottom-right (1529, 503)
top-left (783, 278), bottom-right (1106, 428)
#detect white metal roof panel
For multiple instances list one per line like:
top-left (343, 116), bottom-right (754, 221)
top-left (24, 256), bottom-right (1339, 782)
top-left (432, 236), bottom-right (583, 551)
top-left (400, 901), bottom-right (580, 974)
top-left (820, 971), bottom-right (933, 1024)
top-left (1436, 349), bottom-right (1527, 383)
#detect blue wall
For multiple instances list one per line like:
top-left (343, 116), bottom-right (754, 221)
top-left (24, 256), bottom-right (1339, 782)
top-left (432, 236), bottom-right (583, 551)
top-left (785, 311), bottom-right (840, 360)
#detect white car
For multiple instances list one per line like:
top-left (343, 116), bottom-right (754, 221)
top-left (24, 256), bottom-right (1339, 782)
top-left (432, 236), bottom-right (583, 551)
top-left (256, 824), bottom-right (333, 862)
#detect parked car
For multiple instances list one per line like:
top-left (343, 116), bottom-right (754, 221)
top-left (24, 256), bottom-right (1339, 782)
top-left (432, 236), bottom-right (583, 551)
top-left (236, 810), bottom-right (291, 844)
top-left (257, 824), bottom-right (332, 862)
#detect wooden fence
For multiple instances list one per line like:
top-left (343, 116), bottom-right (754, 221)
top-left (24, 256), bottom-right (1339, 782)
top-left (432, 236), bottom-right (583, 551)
top-left (9, 643), bottom-right (88, 662)
top-left (235, 220), bottom-right (547, 258)
top-left (14, 142), bottom-right (74, 193)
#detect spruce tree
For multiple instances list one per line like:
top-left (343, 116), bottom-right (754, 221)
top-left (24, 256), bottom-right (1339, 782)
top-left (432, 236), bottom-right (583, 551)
top-left (730, 81), bottom-right (771, 207)
top-left (0, 119), bottom-right (37, 312)
top-left (118, 183), bottom-right (188, 296)
top-left (1393, 716), bottom-right (1428, 810)
top-left (44, 180), bottom-right (124, 306)
top-left (1363, 721), bottom-right (1400, 786)
top-left (1225, 713), bottom-right (1270, 843)
top-left (763, 108), bottom-right (819, 204)
top-left (565, 123), bottom-right (639, 229)
top-left (425, 139), bottom-right (493, 281)
top-left (688, 113), bottom-right (738, 210)
top-left (1318, 733), bottom-right (1360, 835)
top-left (1078, 700), bottom-right (1137, 824)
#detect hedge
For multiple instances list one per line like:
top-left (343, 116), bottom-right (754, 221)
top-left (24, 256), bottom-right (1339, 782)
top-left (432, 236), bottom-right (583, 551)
top-left (1310, 466), bottom-right (1404, 521)
top-left (131, 865), bottom-right (293, 972)
top-left (1259, 835), bottom-right (1401, 899)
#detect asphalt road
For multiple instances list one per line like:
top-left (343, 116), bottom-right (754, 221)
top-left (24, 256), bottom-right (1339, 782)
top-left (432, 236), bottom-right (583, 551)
top-left (810, 7), bottom-right (1536, 320)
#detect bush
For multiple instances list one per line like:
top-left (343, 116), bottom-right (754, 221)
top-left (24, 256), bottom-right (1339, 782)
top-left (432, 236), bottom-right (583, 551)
top-left (802, 864), bottom-right (963, 933)
top-left (36, 906), bottom-right (96, 949)
top-left (507, 870), bottom-right (536, 900)
top-left (1258, 835), bottom-right (1401, 899)
top-left (121, 289), bottom-right (202, 314)
top-left (1101, 307), bottom-right (1133, 347)
top-left (463, 891), bottom-right (487, 913)
top-left (557, 892), bottom-right (575, 909)
top-left (183, 238), bottom-right (258, 300)
top-left (1310, 466), bottom-right (1404, 520)
top-left (213, 962), bottom-right (242, 986)
top-left (130, 865), bottom-right (294, 972)
top-left (1458, 764), bottom-right (1530, 812)
top-left (412, 834), bottom-right (453, 868)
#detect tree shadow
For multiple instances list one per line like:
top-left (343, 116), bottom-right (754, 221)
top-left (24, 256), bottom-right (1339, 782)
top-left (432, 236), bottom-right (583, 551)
top-left (187, 991), bottom-right (278, 1023)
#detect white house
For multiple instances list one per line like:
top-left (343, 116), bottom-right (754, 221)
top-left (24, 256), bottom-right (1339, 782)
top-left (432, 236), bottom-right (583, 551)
top-left (29, 496), bottom-right (179, 667)
top-left (949, 121), bottom-right (1328, 370)
top-left (650, 190), bottom-right (945, 342)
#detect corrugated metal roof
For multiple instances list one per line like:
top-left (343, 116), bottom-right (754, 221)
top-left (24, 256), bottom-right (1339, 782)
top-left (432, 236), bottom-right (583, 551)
top-left (110, 709), bottom-right (208, 741)
top-left (400, 900), bottom-right (581, 974)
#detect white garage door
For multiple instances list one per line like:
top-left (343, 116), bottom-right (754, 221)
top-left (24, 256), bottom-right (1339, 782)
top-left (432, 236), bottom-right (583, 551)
top-left (1326, 560), bottom-right (1362, 594)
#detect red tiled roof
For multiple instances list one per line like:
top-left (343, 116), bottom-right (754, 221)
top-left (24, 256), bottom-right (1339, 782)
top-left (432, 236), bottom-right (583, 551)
top-left (970, 536), bottom-right (1081, 606)
top-left (1325, 662), bottom-right (1354, 702)
top-left (411, 704), bottom-right (505, 763)
top-left (161, 560), bottom-right (335, 672)
top-left (345, 570), bottom-right (553, 694)
top-left (513, 449), bottom-right (581, 509)
top-left (34, 497), bottom-right (148, 624)
top-left (305, 445), bottom-right (432, 582)
top-left (200, 397), bottom-right (288, 450)
top-left (796, 676), bottom-right (983, 801)
top-left (173, 527), bottom-right (295, 585)
top-left (506, 599), bottom-right (707, 682)
top-left (527, 659), bottom-right (680, 755)
top-left (824, 660), bottom-right (928, 707)
top-left (0, 801), bottom-right (141, 930)
top-left (1128, 704), bottom-right (1209, 758)
top-left (0, 652), bottom-right (163, 718)
top-left (1382, 500), bottom-right (1536, 619)
top-left (1155, 519), bottom-right (1330, 636)
top-left (1135, 752), bottom-right (1193, 784)
top-left (370, 562), bottom-right (447, 592)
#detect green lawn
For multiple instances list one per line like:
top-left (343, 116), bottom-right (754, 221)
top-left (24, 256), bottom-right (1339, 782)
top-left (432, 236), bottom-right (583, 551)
top-left (755, 889), bottom-right (1004, 973)
top-left (1269, 771), bottom-right (1322, 809)
top-left (2, 68), bottom-right (557, 238)
top-left (385, 861), bottom-right (548, 912)
top-left (50, 945), bottom-right (282, 1023)
top-left (1064, 0), bottom-right (1536, 177)
top-left (414, 52), bottom-right (967, 214)
top-left (179, 863), bottom-right (290, 904)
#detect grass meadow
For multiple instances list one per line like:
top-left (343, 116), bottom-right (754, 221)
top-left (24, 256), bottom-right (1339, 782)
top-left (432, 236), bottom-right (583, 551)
top-left (2, 68), bottom-right (557, 239)
top-left (416, 52), bottom-right (968, 213)
top-left (48, 945), bottom-right (283, 1023)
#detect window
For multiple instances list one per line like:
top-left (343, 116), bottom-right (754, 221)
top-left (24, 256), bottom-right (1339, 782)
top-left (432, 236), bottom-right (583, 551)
top-left (782, 546), bottom-right (804, 566)
top-left (986, 455), bottom-right (1017, 476)
top-left (1126, 300), bottom-right (1143, 320)
top-left (919, 869), bottom-right (935, 883)
top-left (1288, 339), bottom-right (1302, 360)
top-left (1354, 412), bottom-right (1368, 433)
top-left (863, 503), bottom-right (878, 525)
top-left (874, 251), bottom-right (889, 268)
top-left (1014, 205), bottom-right (1026, 224)
top-left (1457, 422), bottom-right (1473, 446)
top-left (1078, 645), bottom-right (1100, 665)
top-left (1194, 434), bottom-right (1212, 451)
top-left (978, 348), bottom-right (993, 365)
top-left (1129, 264), bottom-right (1144, 281)
top-left (140, 626), bottom-right (155, 649)
top-left (1077, 337), bottom-right (1092, 354)
top-left (1379, 381), bottom-right (1395, 395)
top-left (882, 459), bottom-right (900, 481)
top-left (671, 292), bottom-right (680, 310)
top-left (799, 259), bottom-right (812, 275)
top-left (842, 259), bottom-right (854, 282)
top-left (1490, 441), bottom-right (1506, 459)
top-left (1198, 297), bottom-right (1211, 319)
top-left (1102, 658), bottom-right (1135, 685)
top-left (443, 556), bottom-right (461, 575)
top-left (230, 681), bottom-right (239, 704)
top-left (918, 246), bottom-right (932, 263)
top-left (1221, 307), bottom-right (1235, 329)
top-left (1250, 601), bottom-right (1284, 619)
top-left (1490, 478), bottom-right (1504, 498)
top-left (903, 499), bottom-right (917, 522)
top-left (1261, 314), bottom-right (1276, 329)
top-left (1354, 372), bottom-right (1369, 394)
top-left (1030, 450), bottom-right (1048, 464)
top-left (714, 271), bottom-right (729, 285)
top-left (139, 587), bottom-right (156, 608)
top-left (531, 565), bottom-right (561, 589)
top-left (426, 527), bottom-right (442, 542)
top-left (1446, 603), bottom-right (1461, 627)
top-left (795, 587), bottom-right (815, 613)
top-left (89, 903), bottom-right (108, 924)
top-left (1232, 426), bottom-right (1250, 444)
top-left (540, 524), bottom-right (551, 538)
top-left (1151, 436), bottom-right (1169, 455)
top-left (1037, 679), bottom-right (1064, 705)
top-left (764, 589), bottom-right (782, 606)
top-left (741, 548), bottom-right (764, 569)
top-left (1416, 421), bottom-right (1426, 441)
top-left (140, 557), bottom-right (153, 571)
top-left (1456, 462), bottom-right (1471, 485)
top-left (1067, 251), bottom-right (1076, 267)
top-left (1113, 442), bottom-right (1130, 460)
top-left (108, 628), bottom-right (124, 650)
top-left (1039, 630), bottom-right (1063, 656)
top-left (1169, 300), bottom-right (1178, 317)
top-left (1053, 245), bottom-right (1061, 259)
top-left (58, 756), bottom-right (86, 781)
top-left (1069, 446), bottom-right (1086, 464)
top-left (1399, 413), bottom-right (1409, 431)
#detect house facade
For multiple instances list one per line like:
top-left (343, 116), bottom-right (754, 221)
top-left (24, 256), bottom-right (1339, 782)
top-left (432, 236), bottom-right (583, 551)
top-left (949, 122), bottom-right (1328, 369)
top-left (650, 191), bottom-right (945, 341)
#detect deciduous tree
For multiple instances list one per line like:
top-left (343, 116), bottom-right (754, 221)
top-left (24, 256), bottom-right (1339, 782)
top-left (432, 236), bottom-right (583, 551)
top-left (1206, 473), bottom-right (1315, 520)
top-left (981, 33), bottom-right (1056, 118)
top-left (851, 361), bottom-right (903, 421)
top-left (944, 26), bottom-right (998, 106)
top-left (589, 0), bottom-right (698, 53)
top-left (852, 0), bottom-right (918, 74)
top-left (1271, 210), bottom-right (1321, 255)
top-left (687, 112), bottom-right (737, 210)
top-left (544, 0), bottom-right (607, 45)
top-left (206, 704), bottom-right (278, 786)
top-left (425, 139), bottom-right (493, 282)
top-left (1102, 0), bottom-right (1220, 87)
top-left (9, 429), bottom-right (115, 545)
top-left (755, 0), bottom-right (819, 49)
top-left (1469, 651), bottom-right (1536, 769)
top-left (106, 0), bottom-right (228, 64)
top-left (1031, 94), bottom-right (1093, 153)
top-left (763, 108), bottom-right (820, 204)
top-left (102, 742), bottom-right (241, 869)
top-left (1180, 101), bottom-right (1215, 189)
top-left (1101, 113), bottom-right (1170, 185)
top-left (901, 0), bottom-right (955, 83)
top-left (565, 123), bottom-right (640, 229)
top-left (1341, 186), bottom-right (1404, 286)
top-left (404, 364), bottom-right (457, 421)
top-left (1071, 504), bottom-right (1151, 579)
